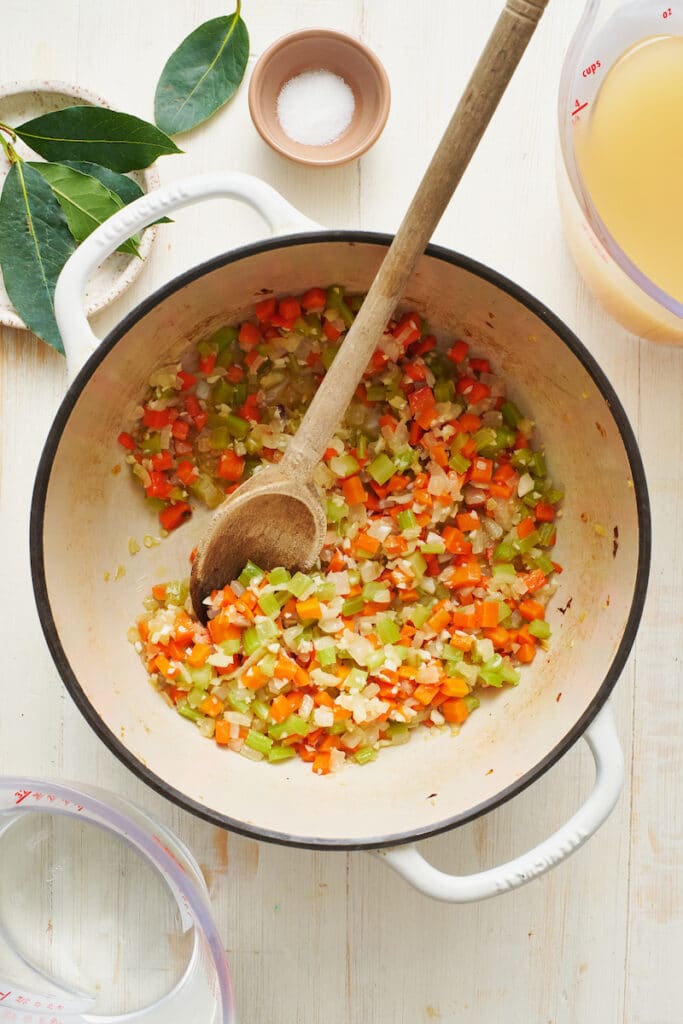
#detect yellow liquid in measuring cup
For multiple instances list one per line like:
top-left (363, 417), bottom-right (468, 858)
top-left (574, 35), bottom-right (683, 304)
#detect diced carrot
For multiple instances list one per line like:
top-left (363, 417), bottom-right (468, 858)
top-left (470, 457), bottom-right (493, 484)
top-left (342, 475), bottom-right (368, 505)
top-left (535, 502), bottom-right (556, 522)
top-left (442, 677), bottom-right (469, 697)
top-left (214, 720), bottom-right (231, 745)
top-left (137, 618), bottom-right (150, 642)
top-left (200, 694), bottom-right (224, 718)
top-left (274, 654), bottom-right (298, 681)
top-left (442, 699), bottom-right (469, 724)
top-left (314, 690), bottom-right (335, 708)
top-left (327, 550), bottom-right (345, 572)
top-left (523, 570), bottom-right (547, 593)
top-left (278, 297), bottom-right (301, 321)
top-left (313, 751), bottom-right (331, 775)
top-left (445, 561), bottom-right (483, 589)
top-left (301, 287), bottom-right (327, 311)
top-left (152, 584), bottom-right (167, 601)
top-left (354, 532), bottom-right (381, 556)
top-left (295, 597), bottom-right (323, 620)
top-left (456, 511), bottom-right (480, 532)
top-left (517, 516), bottom-right (535, 539)
top-left (242, 663), bottom-right (267, 690)
top-left (427, 608), bottom-right (451, 633)
top-left (449, 633), bottom-right (473, 652)
top-left (208, 612), bottom-right (242, 645)
top-left (187, 643), bottom-right (212, 667)
top-left (489, 481), bottom-right (514, 499)
top-left (443, 525), bottom-right (470, 554)
top-left (516, 643), bottom-right (536, 663)
top-left (483, 626), bottom-right (511, 648)
top-left (270, 694), bottom-right (294, 723)
top-left (294, 664), bottom-right (310, 688)
top-left (333, 705), bottom-right (352, 722)
top-left (459, 412), bottom-right (482, 433)
top-left (413, 684), bottom-right (439, 706)
top-left (480, 602), bottom-right (499, 629)
top-left (518, 599), bottom-right (545, 622)
top-left (160, 501), bottom-right (192, 532)
top-left (383, 536), bottom-right (407, 560)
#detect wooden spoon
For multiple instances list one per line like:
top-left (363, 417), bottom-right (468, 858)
top-left (191, 0), bottom-right (549, 619)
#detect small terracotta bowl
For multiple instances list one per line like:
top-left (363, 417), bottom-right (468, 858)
top-left (249, 29), bottom-right (390, 167)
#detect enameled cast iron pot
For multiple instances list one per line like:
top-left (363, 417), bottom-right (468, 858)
top-left (31, 174), bottom-right (650, 902)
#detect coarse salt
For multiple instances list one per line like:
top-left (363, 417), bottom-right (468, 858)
top-left (276, 68), bottom-right (354, 147)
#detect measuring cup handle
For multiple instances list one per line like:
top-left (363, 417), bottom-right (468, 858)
top-left (54, 172), bottom-right (321, 382)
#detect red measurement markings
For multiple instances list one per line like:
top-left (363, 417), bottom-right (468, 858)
top-left (13, 790), bottom-right (83, 811)
top-left (572, 99), bottom-right (589, 116)
top-left (663, 7), bottom-right (673, 18)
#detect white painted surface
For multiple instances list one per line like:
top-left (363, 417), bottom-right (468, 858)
top-left (0, 2), bottom-right (678, 1022)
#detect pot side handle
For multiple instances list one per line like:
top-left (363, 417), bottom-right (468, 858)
top-left (375, 702), bottom-right (623, 903)
top-left (54, 172), bottom-right (321, 382)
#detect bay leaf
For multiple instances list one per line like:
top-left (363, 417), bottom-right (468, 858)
top-left (0, 161), bottom-right (76, 353)
top-left (154, 10), bottom-right (249, 136)
top-left (15, 106), bottom-right (181, 172)
top-left (60, 161), bottom-right (171, 224)
top-left (29, 162), bottom-right (139, 256)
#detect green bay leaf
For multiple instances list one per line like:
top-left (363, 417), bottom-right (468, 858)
top-left (15, 106), bottom-right (182, 172)
top-left (0, 161), bottom-right (76, 353)
top-left (29, 162), bottom-right (139, 256)
top-left (154, 11), bottom-right (249, 136)
top-left (60, 161), bottom-right (172, 224)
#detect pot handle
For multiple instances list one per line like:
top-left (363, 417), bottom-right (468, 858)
top-left (375, 702), bottom-right (623, 902)
top-left (54, 171), bottom-right (321, 381)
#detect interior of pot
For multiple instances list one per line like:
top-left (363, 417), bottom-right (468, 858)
top-left (33, 236), bottom-right (648, 848)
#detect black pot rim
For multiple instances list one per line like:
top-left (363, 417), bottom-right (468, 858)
top-left (30, 231), bottom-right (651, 851)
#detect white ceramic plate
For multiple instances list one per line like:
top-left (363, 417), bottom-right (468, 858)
top-left (0, 80), bottom-right (160, 332)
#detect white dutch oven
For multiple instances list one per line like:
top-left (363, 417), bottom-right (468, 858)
top-left (31, 174), bottom-right (650, 902)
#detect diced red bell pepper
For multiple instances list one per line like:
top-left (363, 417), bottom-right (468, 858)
top-left (146, 471), bottom-right (173, 500)
top-left (278, 297), bottom-right (301, 321)
top-left (150, 450), bottom-right (173, 471)
top-left (301, 288), bottom-right (327, 311)
top-left (171, 419), bottom-right (190, 441)
top-left (178, 370), bottom-right (197, 390)
top-left (198, 352), bottom-right (216, 375)
top-left (216, 451), bottom-right (245, 481)
top-left (447, 340), bottom-right (469, 363)
top-left (238, 322), bottom-right (261, 349)
top-left (117, 431), bottom-right (136, 450)
top-left (254, 296), bottom-right (276, 322)
top-left (469, 358), bottom-right (491, 374)
top-left (142, 407), bottom-right (172, 429)
top-left (323, 319), bottom-right (341, 341)
top-left (226, 364), bottom-right (244, 382)
top-left (176, 460), bottom-right (198, 485)
top-left (159, 501), bottom-right (192, 532)
top-left (239, 393), bottom-right (260, 423)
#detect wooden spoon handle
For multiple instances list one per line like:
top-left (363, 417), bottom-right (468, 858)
top-left (281, 0), bottom-right (549, 482)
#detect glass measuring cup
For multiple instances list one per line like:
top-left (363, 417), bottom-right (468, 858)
top-left (0, 778), bottom-right (234, 1023)
top-left (557, 0), bottom-right (683, 342)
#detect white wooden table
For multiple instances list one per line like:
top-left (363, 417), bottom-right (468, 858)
top-left (0, 2), bottom-right (679, 1021)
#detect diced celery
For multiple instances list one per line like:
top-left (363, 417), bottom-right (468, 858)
top-left (442, 643), bottom-right (463, 663)
top-left (397, 509), bottom-right (418, 532)
top-left (256, 619), bottom-right (278, 643)
top-left (376, 616), bottom-right (400, 644)
top-left (258, 591), bottom-right (281, 618)
top-left (268, 744), bottom-right (296, 763)
top-left (220, 637), bottom-right (241, 656)
top-left (434, 379), bottom-right (455, 403)
top-left (387, 722), bottom-right (409, 742)
top-left (321, 346), bottom-right (338, 370)
top-left (313, 580), bottom-right (334, 601)
top-left (267, 567), bottom-right (290, 586)
top-left (511, 449), bottom-right (532, 470)
top-left (497, 601), bottom-right (512, 623)
top-left (530, 451), bottom-right (547, 477)
top-left (501, 401), bottom-right (522, 428)
top-left (177, 704), bottom-right (203, 722)
top-left (190, 474), bottom-right (225, 510)
top-left (368, 453), bottom-right (396, 485)
top-left (393, 448), bottom-right (415, 473)
top-left (342, 595), bottom-right (364, 616)
top-left (406, 552), bottom-right (427, 579)
top-left (258, 652), bottom-right (277, 677)
top-left (141, 432), bottom-right (162, 454)
top-left (246, 729), bottom-right (273, 753)
top-left (528, 619), bottom-right (551, 640)
top-left (242, 628), bottom-right (263, 657)
top-left (514, 530), bottom-right (540, 554)
top-left (227, 691), bottom-right (250, 714)
top-left (226, 413), bottom-right (250, 439)
top-left (408, 604), bottom-right (432, 628)
top-left (165, 580), bottom-right (188, 605)
top-left (318, 645), bottom-right (337, 667)
top-left (500, 663), bottom-right (521, 684)
top-left (537, 523), bottom-right (556, 547)
top-left (420, 540), bottom-right (446, 554)
top-left (545, 488), bottom-right (564, 504)
top-left (535, 553), bottom-right (555, 575)
top-left (187, 687), bottom-right (206, 709)
top-left (239, 560), bottom-right (265, 586)
top-left (326, 285), bottom-right (355, 327)
top-left (389, 645), bottom-right (411, 662)
top-left (493, 541), bottom-right (516, 562)
top-left (287, 572), bottom-right (314, 598)
top-left (492, 563), bottom-right (516, 579)
top-left (346, 668), bottom-right (368, 691)
top-left (354, 746), bottom-right (377, 765)
top-left (326, 498), bottom-right (349, 524)
top-left (211, 378), bottom-right (233, 406)
top-left (366, 385), bottom-right (386, 402)
top-left (463, 695), bottom-right (480, 713)
top-left (473, 427), bottom-right (498, 454)
top-left (197, 338), bottom-right (218, 357)
top-left (479, 667), bottom-right (503, 687)
top-left (189, 665), bottom-right (213, 689)
top-left (269, 714), bottom-right (309, 740)
top-left (252, 700), bottom-right (270, 721)
top-left (210, 426), bottom-right (230, 450)
top-left (330, 453), bottom-right (360, 478)
top-left (362, 581), bottom-right (390, 603)
top-left (211, 325), bottom-right (239, 351)
top-left (366, 649), bottom-right (386, 671)
top-left (356, 433), bottom-right (368, 459)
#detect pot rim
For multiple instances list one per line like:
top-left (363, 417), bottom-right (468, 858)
top-left (30, 231), bottom-right (651, 851)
